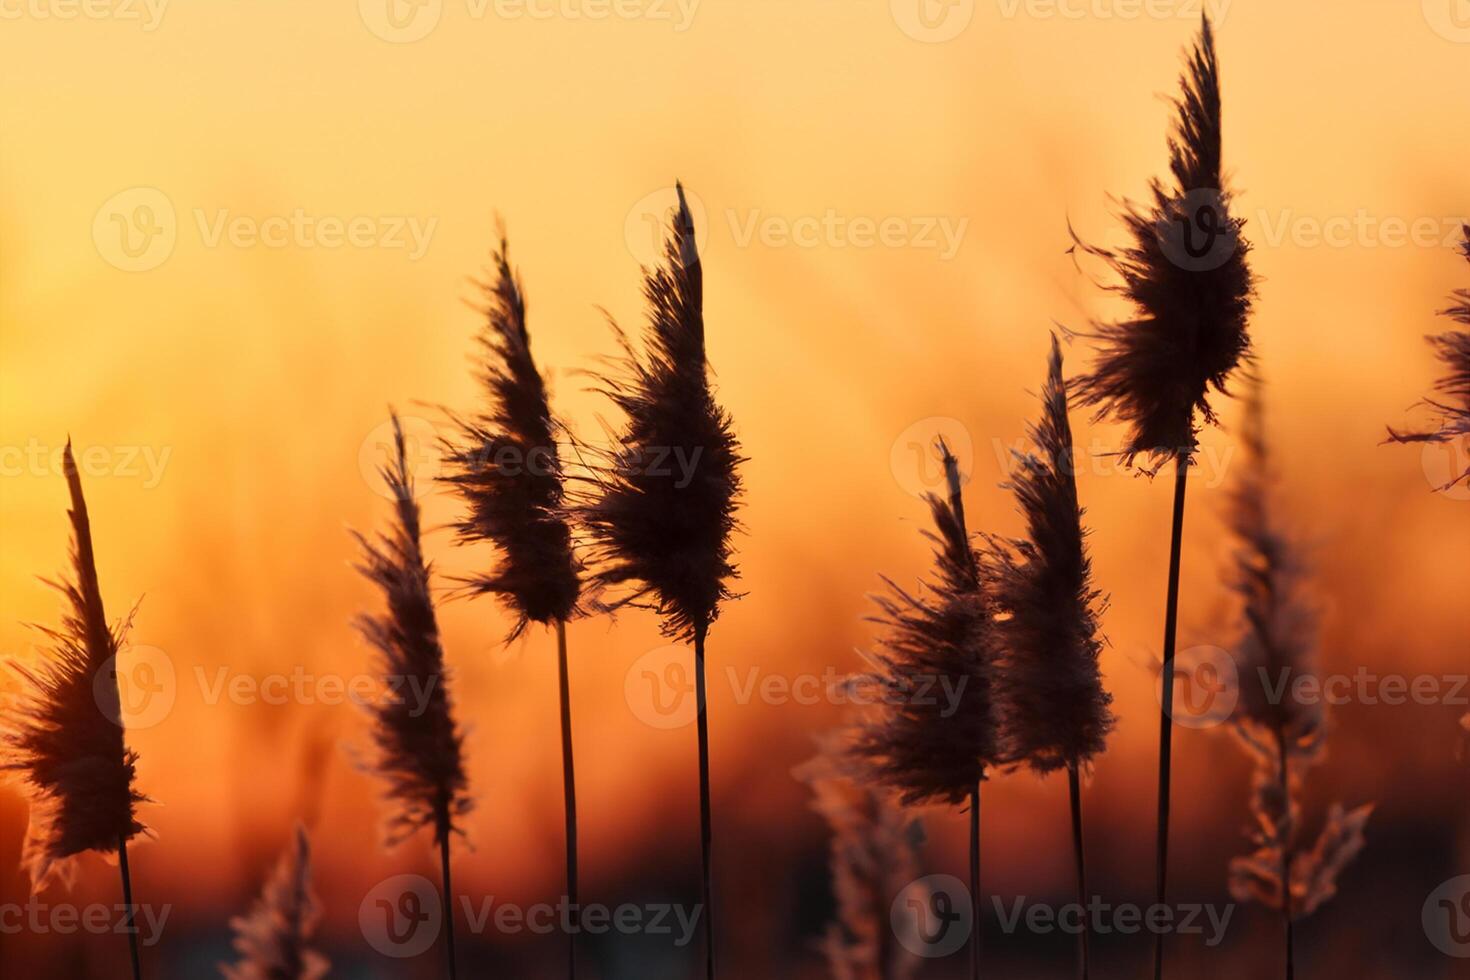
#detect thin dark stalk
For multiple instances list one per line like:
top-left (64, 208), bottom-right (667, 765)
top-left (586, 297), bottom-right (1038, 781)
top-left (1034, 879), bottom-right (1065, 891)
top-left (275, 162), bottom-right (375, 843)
top-left (118, 834), bottom-right (142, 980)
top-left (1275, 726), bottom-right (1294, 980)
top-left (694, 619), bottom-right (715, 980)
top-left (969, 783), bottom-right (981, 980)
top-left (1069, 764), bottom-right (1090, 980)
top-left (439, 832), bottom-right (458, 980)
top-left (556, 618), bottom-right (579, 979)
top-left (1153, 452), bottom-right (1190, 980)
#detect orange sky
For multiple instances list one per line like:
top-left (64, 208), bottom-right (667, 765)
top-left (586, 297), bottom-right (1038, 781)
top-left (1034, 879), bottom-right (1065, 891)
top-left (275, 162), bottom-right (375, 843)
top-left (2, 0), bottom-right (1468, 965)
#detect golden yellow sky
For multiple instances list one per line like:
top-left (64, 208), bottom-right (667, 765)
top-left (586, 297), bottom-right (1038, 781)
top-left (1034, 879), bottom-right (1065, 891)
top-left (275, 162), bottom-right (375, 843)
top-left (2, 0), bottom-right (1468, 940)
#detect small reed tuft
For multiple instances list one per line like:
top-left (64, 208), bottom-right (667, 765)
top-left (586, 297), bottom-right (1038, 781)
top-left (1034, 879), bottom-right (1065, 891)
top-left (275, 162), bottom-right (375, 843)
top-left (1386, 224), bottom-right (1470, 488)
top-left (989, 336), bottom-right (1115, 774)
top-left (581, 183), bottom-right (743, 641)
top-left (796, 735), bottom-right (923, 980)
top-left (2, 440), bottom-right (147, 893)
top-left (440, 228), bottom-right (581, 636)
top-left (1071, 15), bottom-right (1255, 471)
top-left (221, 825), bottom-right (330, 980)
top-left (353, 414), bottom-right (471, 849)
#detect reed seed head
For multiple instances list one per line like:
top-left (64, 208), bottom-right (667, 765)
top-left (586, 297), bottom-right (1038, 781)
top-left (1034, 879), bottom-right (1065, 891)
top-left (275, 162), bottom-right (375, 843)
top-left (221, 824), bottom-right (330, 980)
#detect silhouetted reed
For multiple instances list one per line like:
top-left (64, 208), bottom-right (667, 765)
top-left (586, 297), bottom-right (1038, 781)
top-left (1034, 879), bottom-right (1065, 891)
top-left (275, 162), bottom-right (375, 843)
top-left (988, 336), bottom-right (1114, 979)
top-left (2, 441), bottom-right (148, 979)
top-left (1069, 19), bottom-right (1255, 976)
top-left (1386, 224), bottom-right (1470, 489)
top-left (580, 183), bottom-right (742, 980)
top-left (848, 443), bottom-right (999, 980)
top-left (221, 825), bottom-right (329, 980)
top-left (1224, 381), bottom-right (1372, 979)
top-left (441, 229), bottom-right (584, 977)
top-left (796, 735), bottom-right (923, 980)
top-left (354, 414), bottom-right (471, 980)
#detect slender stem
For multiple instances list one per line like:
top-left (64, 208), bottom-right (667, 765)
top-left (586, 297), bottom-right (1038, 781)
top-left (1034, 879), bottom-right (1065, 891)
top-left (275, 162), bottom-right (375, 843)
top-left (1275, 725), bottom-right (1295, 980)
top-left (439, 832), bottom-right (458, 980)
top-left (969, 782), bottom-right (981, 980)
top-left (118, 835), bottom-right (142, 980)
top-left (556, 619), bottom-right (579, 980)
top-left (1069, 764), bottom-right (1090, 980)
top-left (694, 619), bottom-right (716, 980)
top-left (1153, 453), bottom-right (1190, 980)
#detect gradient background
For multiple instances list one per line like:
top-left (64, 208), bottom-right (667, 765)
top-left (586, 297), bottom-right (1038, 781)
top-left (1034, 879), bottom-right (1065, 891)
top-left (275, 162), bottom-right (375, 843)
top-left (2, 0), bottom-right (1468, 976)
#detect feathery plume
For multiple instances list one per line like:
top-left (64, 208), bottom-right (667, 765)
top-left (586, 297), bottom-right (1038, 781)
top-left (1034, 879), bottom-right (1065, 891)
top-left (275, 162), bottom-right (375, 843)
top-left (3, 442), bottom-right (147, 892)
top-left (440, 229), bottom-right (585, 977)
top-left (848, 443), bottom-right (996, 980)
top-left (440, 229), bottom-right (580, 635)
top-left (580, 182), bottom-right (742, 980)
top-left (581, 183), bottom-right (743, 641)
top-left (1386, 224), bottom-right (1470, 489)
top-left (354, 413), bottom-right (470, 979)
top-left (1223, 381), bottom-right (1371, 977)
top-left (1067, 21), bottom-right (1257, 977)
top-left (1, 441), bottom-right (149, 978)
top-left (221, 825), bottom-right (329, 980)
top-left (988, 337), bottom-right (1113, 980)
top-left (796, 736), bottom-right (923, 980)
top-left (849, 447), bottom-right (1001, 807)
top-left (990, 335), bottom-right (1115, 774)
top-left (1071, 14), bottom-right (1255, 470)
